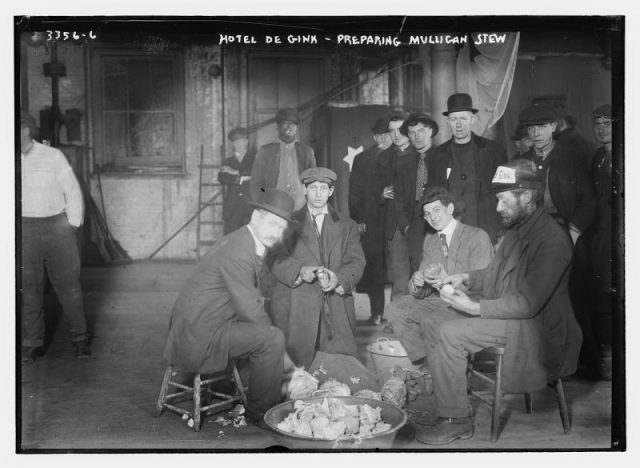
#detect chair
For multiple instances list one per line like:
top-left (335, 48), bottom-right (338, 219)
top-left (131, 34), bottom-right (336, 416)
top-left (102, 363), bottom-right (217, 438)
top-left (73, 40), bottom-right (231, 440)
top-left (155, 360), bottom-right (247, 431)
top-left (467, 345), bottom-right (571, 442)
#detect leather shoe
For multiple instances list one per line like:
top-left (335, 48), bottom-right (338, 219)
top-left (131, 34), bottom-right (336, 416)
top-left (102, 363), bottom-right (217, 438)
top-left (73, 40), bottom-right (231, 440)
top-left (415, 417), bottom-right (473, 445)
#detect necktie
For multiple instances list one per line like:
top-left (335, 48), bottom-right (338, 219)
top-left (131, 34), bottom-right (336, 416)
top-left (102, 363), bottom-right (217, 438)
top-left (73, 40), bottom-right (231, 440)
top-left (440, 233), bottom-right (448, 258)
top-left (311, 213), bottom-right (323, 238)
top-left (416, 154), bottom-right (427, 201)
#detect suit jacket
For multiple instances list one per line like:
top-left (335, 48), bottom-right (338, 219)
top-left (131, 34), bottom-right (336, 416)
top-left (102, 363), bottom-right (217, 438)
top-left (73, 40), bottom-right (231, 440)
top-left (376, 145), bottom-right (409, 240)
top-left (163, 227), bottom-right (270, 374)
top-left (250, 141), bottom-right (316, 201)
top-left (270, 206), bottom-right (365, 368)
top-left (522, 142), bottom-right (596, 234)
top-left (468, 208), bottom-right (582, 393)
top-left (409, 221), bottom-right (493, 298)
top-left (349, 144), bottom-right (386, 290)
top-left (218, 151), bottom-right (256, 234)
top-left (429, 133), bottom-right (507, 242)
top-left (394, 146), bottom-right (426, 233)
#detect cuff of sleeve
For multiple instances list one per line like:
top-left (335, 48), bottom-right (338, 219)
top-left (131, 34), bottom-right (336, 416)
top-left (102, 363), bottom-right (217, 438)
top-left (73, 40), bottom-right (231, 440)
top-left (67, 217), bottom-right (82, 228)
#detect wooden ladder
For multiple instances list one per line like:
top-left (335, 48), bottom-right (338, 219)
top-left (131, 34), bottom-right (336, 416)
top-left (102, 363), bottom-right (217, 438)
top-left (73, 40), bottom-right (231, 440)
top-left (195, 146), bottom-right (224, 262)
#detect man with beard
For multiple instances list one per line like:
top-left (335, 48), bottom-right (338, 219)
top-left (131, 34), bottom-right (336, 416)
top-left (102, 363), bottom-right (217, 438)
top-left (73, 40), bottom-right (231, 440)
top-left (250, 108), bottom-right (316, 210)
top-left (163, 188), bottom-right (297, 424)
top-left (413, 159), bottom-right (582, 445)
top-left (349, 117), bottom-right (393, 324)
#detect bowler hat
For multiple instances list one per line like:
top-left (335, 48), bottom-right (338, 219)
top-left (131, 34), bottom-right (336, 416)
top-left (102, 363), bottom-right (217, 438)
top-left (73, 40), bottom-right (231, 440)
top-left (21, 110), bottom-right (36, 129)
top-left (593, 104), bottom-right (612, 120)
top-left (275, 108), bottom-right (300, 125)
top-left (518, 104), bottom-right (558, 126)
top-left (300, 167), bottom-right (337, 185)
top-left (248, 188), bottom-right (295, 222)
top-left (532, 94), bottom-right (567, 117)
top-left (403, 112), bottom-right (439, 137)
top-left (371, 117), bottom-right (390, 134)
top-left (491, 158), bottom-right (543, 193)
top-left (442, 93), bottom-right (478, 116)
top-left (228, 127), bottom-right (249, 141)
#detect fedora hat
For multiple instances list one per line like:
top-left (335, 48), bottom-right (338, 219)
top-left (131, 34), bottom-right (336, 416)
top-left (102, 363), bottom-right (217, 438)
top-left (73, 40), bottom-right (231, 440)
top-left (248, 188), bottom-right (295, 222)
top-left (443, 93), bottom-right (478, 116)
top-left (275, 108), bottom-right (300, 125)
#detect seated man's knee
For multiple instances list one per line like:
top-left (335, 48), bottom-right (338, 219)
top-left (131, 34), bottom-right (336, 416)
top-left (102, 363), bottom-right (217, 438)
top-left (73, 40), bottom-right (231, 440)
top-left (438, 320), bottom-right (468, 346)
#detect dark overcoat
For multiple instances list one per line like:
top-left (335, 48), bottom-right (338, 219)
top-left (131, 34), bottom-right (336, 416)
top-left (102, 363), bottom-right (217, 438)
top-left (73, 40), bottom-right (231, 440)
top-left (269, 206), bottom-right (365, 368)
top-left (429, 133), bottom-right (507, 242)
top-left (468, 208), bottom-right (583, 393)
top-left (163, 227), bottom-right (270, 374)
top-left (218, 151), bottom-right (256, 234)
top-left (348, 144), bottom-right (386, 292)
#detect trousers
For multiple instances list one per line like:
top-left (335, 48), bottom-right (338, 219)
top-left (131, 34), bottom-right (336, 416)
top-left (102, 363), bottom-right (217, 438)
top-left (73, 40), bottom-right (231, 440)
top-left (227, 321), bottom-right (285, 415)
top-left (21, 213), bottom-right (87, 347)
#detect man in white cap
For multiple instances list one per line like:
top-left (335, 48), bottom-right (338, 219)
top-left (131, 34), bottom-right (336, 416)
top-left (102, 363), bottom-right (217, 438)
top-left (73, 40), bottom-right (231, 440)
top-left (414, 159), bottom-right (582, 445)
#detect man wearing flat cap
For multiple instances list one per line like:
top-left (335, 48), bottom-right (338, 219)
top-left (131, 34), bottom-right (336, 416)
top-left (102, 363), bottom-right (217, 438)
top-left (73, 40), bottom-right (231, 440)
top-left (532, 94), bottom-right (595, 170)
top-left (413, 158), bottom-right (582, 445)
top-left (349, 117), bottom-right (392, 324)
top-left (164, 188), bottom-right (297, 424)
top-left (250, 108), bottom-right (316, 211)
top-left (396, 112), bottom-right (440, 274)
top-left (270, 167), bottom-right (365, 368)
top-left (429, 93), bottom-right (507, 243)
top-left (20, 110), bottom-right (91, 362)
top-left (218, 127), bottom-right (256, 234)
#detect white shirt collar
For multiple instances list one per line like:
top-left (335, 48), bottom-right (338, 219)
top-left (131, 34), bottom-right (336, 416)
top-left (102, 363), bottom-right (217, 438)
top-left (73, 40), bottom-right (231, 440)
top-left (246, 225), bottom-right (266, 257)
top-left (308, 205), bottom-right (329, 217)
top-left (439, 219), bottom-right (458, 245)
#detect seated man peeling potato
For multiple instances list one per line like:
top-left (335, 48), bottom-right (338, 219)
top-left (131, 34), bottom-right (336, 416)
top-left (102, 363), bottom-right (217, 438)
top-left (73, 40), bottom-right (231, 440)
top-left (386, 187), bottom-right (493, 367)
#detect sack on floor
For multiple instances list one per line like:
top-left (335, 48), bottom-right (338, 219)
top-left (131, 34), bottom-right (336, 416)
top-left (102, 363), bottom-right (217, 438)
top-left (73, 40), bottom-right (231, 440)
top-left (308, 351), bottom-right (381, 393)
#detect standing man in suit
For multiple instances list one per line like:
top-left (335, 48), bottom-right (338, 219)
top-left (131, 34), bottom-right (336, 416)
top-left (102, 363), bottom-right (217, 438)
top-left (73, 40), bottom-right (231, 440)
top-left (386, 187), bottom-right (493, 366)
top-left (429, 93), bottom-right (507, 243)
top-left (250, 108), bottom-right (316, 210)
top-left (270, 168), bottom-right (365, 368)
top-left (163, 189), bottom-right (296, 424)
top-left (349, 117), bottom-right (392, 324)
top-left (218, 127), bottom-right (256, 234)
top-left (375, 112), bottom-right (413, 307)
top-left (395, 112), bottom-right (439, 275)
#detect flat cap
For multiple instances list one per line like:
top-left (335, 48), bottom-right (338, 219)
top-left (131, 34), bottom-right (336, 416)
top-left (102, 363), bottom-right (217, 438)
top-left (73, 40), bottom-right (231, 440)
top-left (275, 108), bottom-right (300, 125)
top-left (371, 117), bottom-right (390, 134)
top-left (519, 104), bottom-right (558, 126)
top-left (532, 94), bottom-right (567, 117)
top-left (299, 167), bottom-right (337, 185)
top-left (403, 112), bottom-right (439, 137)
top-left (228, 127), bottom-right (248, 141)
top-left (491, 158), bottom-right (544, 193)
top-left (21, 110), bottom-right (36, 128)
top-left (593, 104), bottom-right (612, 119)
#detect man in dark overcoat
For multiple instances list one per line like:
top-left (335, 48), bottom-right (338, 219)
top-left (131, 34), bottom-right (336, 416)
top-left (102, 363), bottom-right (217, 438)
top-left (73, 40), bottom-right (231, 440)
top-left (218, 127), bottom-right (256, 234)
top-left (428, 93), bottom-right (507, 243)
top-left (414, 159), bottom-right (582, 445)
top-left (163, 189), bottom-right (296, 421)
top-left (250, 108), bottom-right (316, 210)
top-left (270, 168), bottom-right (366, 369)
top-left (348, 117), bottom-right (392, 323)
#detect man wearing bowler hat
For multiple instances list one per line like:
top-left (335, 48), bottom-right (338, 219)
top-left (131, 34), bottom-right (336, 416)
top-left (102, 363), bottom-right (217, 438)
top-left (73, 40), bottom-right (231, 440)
top-left (414, 159), bottom-right (581, 445)
top-left (218, 127), bottom-right (256, 234)
top-left (429, 93), bottom-right (507, 243)
top-left (349, 117), bottom-right (392, 324)
top-left (395, 112), bottom-right (440, 274)
top-left (250, 108), bottom-right (316, 210)
top-left (270, 168), bottom-right (365, 368)
top-left (163, 188), bottom-right (297, 424)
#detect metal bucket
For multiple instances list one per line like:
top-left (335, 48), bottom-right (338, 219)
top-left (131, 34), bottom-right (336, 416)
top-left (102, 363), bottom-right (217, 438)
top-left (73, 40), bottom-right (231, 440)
top-left (366, 337), bottom-right (414, 383)
top-left (264, 396), bottom-right (407, 449)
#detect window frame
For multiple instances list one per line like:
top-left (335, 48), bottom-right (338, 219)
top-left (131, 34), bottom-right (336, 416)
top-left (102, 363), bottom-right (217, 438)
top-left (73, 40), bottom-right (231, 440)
top-left (90, 46), bottom-right (185, 173)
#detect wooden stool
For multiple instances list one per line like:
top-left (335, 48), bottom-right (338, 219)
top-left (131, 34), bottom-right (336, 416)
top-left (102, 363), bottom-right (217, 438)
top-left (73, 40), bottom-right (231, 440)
top-left (468, 345), bottom-right (571, 442)
top-left (155, 361), bottom-right (247, 432)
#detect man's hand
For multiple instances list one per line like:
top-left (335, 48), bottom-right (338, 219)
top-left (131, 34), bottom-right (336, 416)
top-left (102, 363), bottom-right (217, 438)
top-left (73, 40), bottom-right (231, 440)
top-left (382, 185), bottom-right (395, 200)
top-left (335, 284), bottom-right (346, 296)
top-left (357, 223), bottom-right (367, 235)
top-left (299, 265), bottom-right (320, 283)
top-left (320, 268), bottom-right (339, 292)
top-left (442, 273), bottom-right (469, 289)
top-left (439, 288), bottom-right (480, 316)
top-left (412, 270), bottom-right (427, 289)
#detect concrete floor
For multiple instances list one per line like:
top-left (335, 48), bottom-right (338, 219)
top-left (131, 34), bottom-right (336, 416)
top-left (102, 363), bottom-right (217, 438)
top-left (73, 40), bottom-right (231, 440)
top-left (19, 261), bottom-right (617, 451)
